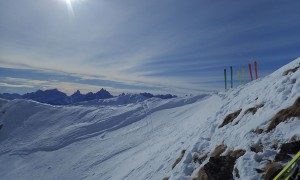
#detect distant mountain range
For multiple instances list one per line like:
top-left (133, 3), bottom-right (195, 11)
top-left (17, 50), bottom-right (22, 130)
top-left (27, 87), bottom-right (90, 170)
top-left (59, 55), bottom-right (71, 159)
top-left (0, 89), bottom-right (176, 105)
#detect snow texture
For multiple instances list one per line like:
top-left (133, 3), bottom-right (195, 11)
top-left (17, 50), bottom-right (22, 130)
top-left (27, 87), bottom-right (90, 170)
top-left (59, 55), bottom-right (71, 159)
top-left (0, 58), bottom-right (299, 180)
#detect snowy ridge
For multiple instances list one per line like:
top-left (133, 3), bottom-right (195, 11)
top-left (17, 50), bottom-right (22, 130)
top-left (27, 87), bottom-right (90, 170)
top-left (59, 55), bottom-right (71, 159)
top-left (0, 58), bottom-right (299, 180)
top-left (171, 58), bottom-right (300, 179)
top-left (76, 93), bottom-right (150, 106)
top-left (0, 94), bottom-right (207, 156)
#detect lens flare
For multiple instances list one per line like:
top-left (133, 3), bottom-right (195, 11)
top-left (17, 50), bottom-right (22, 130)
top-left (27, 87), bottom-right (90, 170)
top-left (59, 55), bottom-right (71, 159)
top-left (65, 0), bottom-right (74, 16)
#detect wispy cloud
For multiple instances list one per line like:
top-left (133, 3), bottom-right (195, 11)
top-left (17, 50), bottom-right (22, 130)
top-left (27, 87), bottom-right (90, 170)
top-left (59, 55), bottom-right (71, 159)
top-left (0, 82), bottom-right (34, 88)
top-left (1, 75), bottom-right (204, 95)
top-left (0, 77), bottom-right (135, 95)
top-left (0, 0), bottom-right (299, 95)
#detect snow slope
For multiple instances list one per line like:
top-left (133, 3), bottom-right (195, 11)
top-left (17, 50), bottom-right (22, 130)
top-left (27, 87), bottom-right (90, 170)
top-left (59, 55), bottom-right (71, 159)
top-left (0, 58), bottom-right (299, 180)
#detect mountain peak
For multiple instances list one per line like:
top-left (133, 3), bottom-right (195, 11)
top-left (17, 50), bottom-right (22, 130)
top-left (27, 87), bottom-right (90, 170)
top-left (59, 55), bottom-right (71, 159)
top-left (22, 89), bottom-right (68, 105)
top-left (1, 88), bottom-right (177, 105)
top-left (98, 88), bottom-right (108, 93)
top-left (71, 90), bottom-right (82, 96)
top-left (45, 88), bottom-right (59, 92)
top-left (95, 88), bottom-right (113, 99)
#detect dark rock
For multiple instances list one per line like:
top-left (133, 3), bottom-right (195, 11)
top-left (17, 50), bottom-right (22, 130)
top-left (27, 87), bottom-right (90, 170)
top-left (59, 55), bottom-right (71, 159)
top-left (219, 109), bottom-right (242, 128)
top-left (254, 128), bottom-right (264, 134)
top-left (196, 168), bottom-right (208, 180)
top-left (283, 65), bottom-right (300, 76)
top-left (211, 144), bottom-right (227, 157)
top-left (172, 149), bottom-right (186, 169)
top-left (267, 97), bottom-right (300, 132)
top-left (274, 153), bottom-right (291, 162)
top-left (279, 140), bottom-right (300, 154)
top-left (264, 162), bottom-right (283, 180)
top-left (203, 156), bottom-right (236, 180)
top-left (234, 167), bottom-right (240, 178)
top-left (290, 135), bottom-right (299, 142)
top-left (0, 124), bottom-right (3, 130)
top-left (193, 153), bottom-right (207, 164)
top-left (244, 104), bottom-right (264, 115)
top-left (271, 141), bottom-right (279, 150)
top-left (250, 144), bottom-right (264, 153)
top-left (227, 149), bottom-right (246, 159)
top-left (255, 168), bottom-right (264, 173)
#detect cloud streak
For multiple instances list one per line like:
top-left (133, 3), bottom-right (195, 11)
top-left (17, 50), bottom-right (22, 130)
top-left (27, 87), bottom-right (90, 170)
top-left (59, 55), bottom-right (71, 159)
top-left (0, 0), bottom-right (300, 95)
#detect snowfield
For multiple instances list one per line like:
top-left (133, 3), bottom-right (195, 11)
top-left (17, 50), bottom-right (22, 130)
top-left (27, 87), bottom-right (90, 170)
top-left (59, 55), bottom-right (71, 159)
top-left (0, 58), bottom-right (300, 180)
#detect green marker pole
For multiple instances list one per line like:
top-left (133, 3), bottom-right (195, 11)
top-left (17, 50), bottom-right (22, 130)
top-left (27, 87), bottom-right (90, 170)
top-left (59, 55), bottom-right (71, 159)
top-left (237, 70), bottom-right (241, 85)
top-left (224, 69), bottom-right (227, 90)
top-left (230, 66), bottom-right (233, 88)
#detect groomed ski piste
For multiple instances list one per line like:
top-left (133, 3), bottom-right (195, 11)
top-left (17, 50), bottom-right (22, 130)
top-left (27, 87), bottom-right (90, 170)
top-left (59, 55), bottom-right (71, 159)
top-left (0, 58), bottom-right (299, 180)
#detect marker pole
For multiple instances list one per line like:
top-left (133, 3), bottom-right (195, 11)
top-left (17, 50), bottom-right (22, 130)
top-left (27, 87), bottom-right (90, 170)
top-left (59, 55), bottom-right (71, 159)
top-left (230, 66), bottom-right (233, 88)
top-left (237, 70), bottom-right (241, 85)
top-left (248, 64), bottom-right (253, 81)
top-left (224, 69), bottom-right (227, 90)
top-left (242, 67), bottom-right (246, 84)
top-left (254, 61), bottom-right (258, 79)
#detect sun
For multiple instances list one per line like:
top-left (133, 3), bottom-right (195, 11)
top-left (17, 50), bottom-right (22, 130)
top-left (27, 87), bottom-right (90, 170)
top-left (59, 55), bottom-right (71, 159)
top-left (63, 0), bottom-right (85, 16)
top-left (64, 0), bottom-right (74, 16)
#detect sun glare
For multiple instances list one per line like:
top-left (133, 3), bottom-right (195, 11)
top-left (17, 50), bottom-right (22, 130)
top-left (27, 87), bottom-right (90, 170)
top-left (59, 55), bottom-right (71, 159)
top-left (64, 0), bottom-right (74, 16)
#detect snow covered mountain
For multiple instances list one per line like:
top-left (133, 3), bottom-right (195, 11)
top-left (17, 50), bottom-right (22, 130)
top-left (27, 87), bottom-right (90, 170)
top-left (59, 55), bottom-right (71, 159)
top-left (0, 58), bottom-right (299, 180)
top-left (0, 93), bottom-right (22, 100)
top-left (22, 89), bottom-right (70, 105)
top-left (1, 89), bottom-right (176, 105)
top-left (22, 88), bottom-right (113, 105)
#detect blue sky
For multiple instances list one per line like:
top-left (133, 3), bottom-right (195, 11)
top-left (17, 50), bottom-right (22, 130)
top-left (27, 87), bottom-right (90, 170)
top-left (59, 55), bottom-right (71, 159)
top-left (0, 0), bottom-right (300, 95)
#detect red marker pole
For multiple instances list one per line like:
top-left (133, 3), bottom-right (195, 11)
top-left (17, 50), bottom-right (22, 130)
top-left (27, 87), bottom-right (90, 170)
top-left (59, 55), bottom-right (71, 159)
top-left (248, 63), bottom-right (253, 81)
top-left (254, 61), bottom-right (258, 79)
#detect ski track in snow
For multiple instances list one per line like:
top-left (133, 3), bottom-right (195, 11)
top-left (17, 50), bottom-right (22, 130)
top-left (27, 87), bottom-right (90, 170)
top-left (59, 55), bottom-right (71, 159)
top-left (0, 58), bottom-right (300, 180)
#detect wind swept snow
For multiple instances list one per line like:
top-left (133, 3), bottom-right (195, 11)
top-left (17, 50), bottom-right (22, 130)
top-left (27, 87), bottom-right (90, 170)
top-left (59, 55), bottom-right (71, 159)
top-left (0, 58), bottom-right (300, 180)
